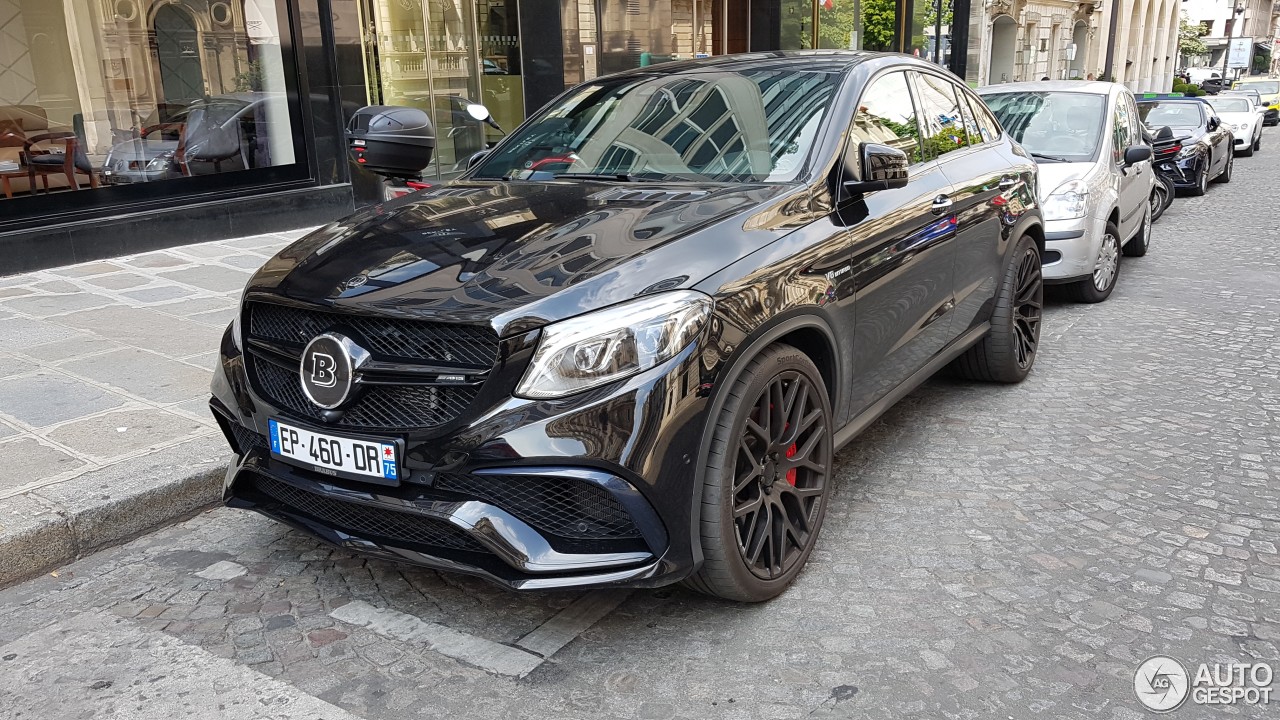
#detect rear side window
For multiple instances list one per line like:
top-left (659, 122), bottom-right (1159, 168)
top-left (913, 72), bottom-right (980, 160)
top-left (848, 71), bottom-right (925, 164)
top-left (967, 95), bottom-right (1003, 143)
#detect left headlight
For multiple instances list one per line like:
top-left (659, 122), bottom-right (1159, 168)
top-left (1042, 179), bottom-right (1088, 221)
top-left (515, 290), bottom-right (713, 400)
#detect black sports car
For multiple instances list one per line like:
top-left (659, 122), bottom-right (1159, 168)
top-left (210, 52), bottom-right (1044, 601)
top-left (1137, 96), bottom-right (1235, 196)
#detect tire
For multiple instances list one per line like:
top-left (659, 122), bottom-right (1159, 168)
top-left (1241, 142), bottom-right (1255, 157)
top-left (1187, 164), bottom-right (1209, 196)
top-left (1214, 152), bottom-right (1233, 183)
top-left (1124, 206), bottom-right (1151, 257)
top-left (1254, 133), bottom-right (1263, 151)
top-left (951, 235), bottom-right (1042, 383)
top-left (1150, 176), bottom-right (1173, 223)
top-left (684, 344), bottom-right (833, 602)
top-left (1067, 222), bottom-right (1121, 303)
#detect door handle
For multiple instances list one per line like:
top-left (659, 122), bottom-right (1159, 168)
top-left (931, 195), bottom-right (953, 214)
top-left (998, 176), bottom-right (1018, 189)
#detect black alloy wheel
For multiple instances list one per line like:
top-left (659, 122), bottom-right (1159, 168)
top-left (1214, 152), bottom-right (1233, 183)
top-left (1188, 162), bottom-right (1209, 196)
top-left (952, 234), bottom-right (1042, 382)
top-left (685, 344), bottom-right (833, 602)
top-left (1011, 247), bottom-right (1043, 370)
top-left (732, 370), bottom-right (829, 581)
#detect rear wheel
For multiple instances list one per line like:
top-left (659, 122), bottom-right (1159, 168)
top-left (685, 345), bottom-right (833, 602)
top-left (952, 235), bottom-right (1042, 383)
top-left (1123, 207), bottom-right (1152, 257)
top-left (1067, 222), bottom-right (1121, 303)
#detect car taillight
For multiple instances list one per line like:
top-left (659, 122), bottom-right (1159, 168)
top-left (1158, 144), bottom-right (1181, 156)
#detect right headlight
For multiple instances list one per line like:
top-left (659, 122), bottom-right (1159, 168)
top-left (1041, 179), bottom-right (1088, 221)
top-left (515, 291), bottom-right (713, 399)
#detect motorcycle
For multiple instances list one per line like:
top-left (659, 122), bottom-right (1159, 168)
top-left (1147, 125), bottom-right (1180, 222)
top-left (347, 100), bottom-right (501, 202)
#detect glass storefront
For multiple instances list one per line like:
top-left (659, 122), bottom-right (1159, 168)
top-left (0, 0), bottom-right (305, 210)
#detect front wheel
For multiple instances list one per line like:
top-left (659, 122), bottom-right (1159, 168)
top-left (1187, 164), bottom-right (1209, 196)
top-left (1067, 222), bottom-right (1121, 303)
top-left (951, 235), bottom-right (1042, 383)
top-left (685, 345), bottom-right (833, 602)
top-left (1254, 133), bottom-right (1263, 151)
top-left (1215, 152), bottom-right (1233, 183)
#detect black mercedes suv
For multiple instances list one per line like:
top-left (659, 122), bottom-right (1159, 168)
top-left (211, 52), bottom-right (1044, 601)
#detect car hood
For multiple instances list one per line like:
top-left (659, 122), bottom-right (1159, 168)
top-left (1033, 161), bottom-right (1096, 201)
top-left (1215, 111), bottom-right (1256, 127)
top-left (249, 181), bottom-right (804, 337)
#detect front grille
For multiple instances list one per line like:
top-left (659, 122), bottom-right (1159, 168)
top-left (248, 302), bottom-right (498, 368)
top-left (250, 357), bottom-right (478, 431)
top-left (434, 473), bottom-right (641, 541)
top-left (254, 474), bottom-right (487, 553)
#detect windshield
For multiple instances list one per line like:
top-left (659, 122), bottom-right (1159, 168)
top-left (1236, 81), bottom-right (1280, 94)
top-left (1137, 101), bottom-right (1204, 129)
top-left (471, 70), bottom-right (840, 183)
top-left (981, 91), bottom-right (1105, 162)
top-left (1207, 97), bottom-right (1251, 113)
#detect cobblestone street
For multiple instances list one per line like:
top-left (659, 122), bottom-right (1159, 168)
top-left (2, 133), bottom-right (1278, 719)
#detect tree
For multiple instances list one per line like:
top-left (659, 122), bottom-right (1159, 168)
top-left (1178, 13), bottom-right (1208, 57)
top-left (861, 0), bottom-right (897, 51)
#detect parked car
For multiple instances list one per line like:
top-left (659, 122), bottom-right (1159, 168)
top-left (1205, 95), bottom-right (1264, 156)
top-left (210, 52), bottom-right (1044, 602)
top-left (1231, 76), bottom-right (1280, 125)
top-left (1136, 94), bottom-right (1234, 196)
top-left (979, 81), bottom-right (1152, 303)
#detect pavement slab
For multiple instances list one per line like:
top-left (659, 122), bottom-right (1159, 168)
top-left (0, 371), bottom-right (128, 428)
top-left (61, 348), bottom-right (212, 405)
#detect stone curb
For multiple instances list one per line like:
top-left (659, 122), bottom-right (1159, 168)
top-left (0, 435), bottom-right (230, 588)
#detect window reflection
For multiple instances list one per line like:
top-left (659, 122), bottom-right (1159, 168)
top-left (0, 0), bottom-right (297, 201)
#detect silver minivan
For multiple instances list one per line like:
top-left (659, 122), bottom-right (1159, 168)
top-left (978, 82), bottom-right (1154, 303)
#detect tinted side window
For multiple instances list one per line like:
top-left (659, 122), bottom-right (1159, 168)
top-left (914, 72), bottom-right (975, 160)
top-left (849, 71), bottom-right (925, 164)
top-left (967, 95), bottom-right (1003, 143)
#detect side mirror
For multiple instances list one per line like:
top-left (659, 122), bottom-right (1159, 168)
top-left (1124, 145), bottom-right (1152, 166)
top-left (466, 103), bottom-right (502, 131)
top-left (1207, 116), bottom-right (1220, 131)
top-left (466, 149), bottom-right (490, 169)
top-left (841, 142), bottom-right (909, 198)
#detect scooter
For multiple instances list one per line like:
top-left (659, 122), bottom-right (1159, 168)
top-left (1148, 125), bottom-right (1180, 222)
top-left (346, 101), bottom-right (500, 202)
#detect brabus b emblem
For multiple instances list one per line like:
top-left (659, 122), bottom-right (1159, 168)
top-left (309, 352), bottom-right (338, 388)
top-left (299, 333), bottom-right (368, 410)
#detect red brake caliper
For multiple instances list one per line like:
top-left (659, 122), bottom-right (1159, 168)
top-left (785, 443), bottom-right (798, 485)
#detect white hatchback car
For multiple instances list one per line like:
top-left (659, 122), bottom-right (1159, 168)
top-left (1205, 95), bottom-right (1264, 156)
top-left (979, 82), bottom-right (1153, 303)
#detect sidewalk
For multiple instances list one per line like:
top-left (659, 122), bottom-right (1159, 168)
top-left (0, 227), bottom-right (315, 586)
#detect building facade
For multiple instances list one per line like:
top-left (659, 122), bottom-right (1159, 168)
top-left (970, 0), bottom-right (1180, 92)
top-left (1, 0), bottom-right (984, 273)
top-left (1178, 0), bottom-right (1276, 76)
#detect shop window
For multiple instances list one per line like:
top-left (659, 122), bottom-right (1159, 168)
top-left (0, 0), bottom-right (302, 207)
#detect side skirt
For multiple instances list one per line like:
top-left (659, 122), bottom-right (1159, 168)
top-left (833, 322), bottom-right (991, 451)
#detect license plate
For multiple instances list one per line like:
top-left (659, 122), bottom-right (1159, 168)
top-left (268, 419), bottom-right (400, 484)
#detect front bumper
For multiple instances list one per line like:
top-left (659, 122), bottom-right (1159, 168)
top-left (1154, 155), bottom-right (1202, 188)
top-left (1040, 216), bottom-right (1097, 281)
top-left (210, 322), bottom-right (715, 591)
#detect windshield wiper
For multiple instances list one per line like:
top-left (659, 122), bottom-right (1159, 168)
top-left (555, 172), bottom-right (642, 182)
top-left (1029, 152), bottom-right (1071, 163)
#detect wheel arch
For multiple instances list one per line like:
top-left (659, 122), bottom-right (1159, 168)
top-left (685, 311), bottom-right (841, 570)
